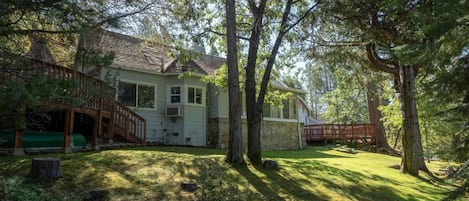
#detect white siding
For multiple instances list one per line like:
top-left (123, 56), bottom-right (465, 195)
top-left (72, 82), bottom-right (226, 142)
top-left (182, 77), bottom-right (207, 146)
top-left (214, 89), bottom-right (229, 118)
top-left (101, 67), bottom-right (168, 142)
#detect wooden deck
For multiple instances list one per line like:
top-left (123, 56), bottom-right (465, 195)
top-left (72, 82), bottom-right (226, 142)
top-left (3, 59), bottom-right (147, 155)
top-left (304, 124), bottom-right (376, 143)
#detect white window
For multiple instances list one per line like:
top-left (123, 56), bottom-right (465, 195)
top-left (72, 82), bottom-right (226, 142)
top-left (187, 86), bottom-right (203, 105)
top-left (262, 99), bottom-right (297, 120)
top-left (118, 81), bottom-right (156, 109)
top-left (169, 86), bottom-right (181, 104)
top-left (282, 100), bottom-right (290, 119)
top-left (271, 105), bottom-right (281, 118)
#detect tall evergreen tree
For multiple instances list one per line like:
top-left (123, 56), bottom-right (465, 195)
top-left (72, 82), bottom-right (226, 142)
top-left (316, 0), bottom-right (467, 176)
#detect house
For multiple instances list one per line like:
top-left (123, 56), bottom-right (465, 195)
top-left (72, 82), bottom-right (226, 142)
top-left (298, 97), bottom-right (311, 125)
top-left (79, 29), bottom-right (308, 150)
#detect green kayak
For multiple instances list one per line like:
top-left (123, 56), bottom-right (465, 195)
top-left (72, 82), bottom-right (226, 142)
top-left (0, 129), bottom-right (86, 149)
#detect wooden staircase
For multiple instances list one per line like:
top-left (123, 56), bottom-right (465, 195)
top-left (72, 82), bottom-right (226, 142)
top-left (9, 59), bottom-right (147, 145)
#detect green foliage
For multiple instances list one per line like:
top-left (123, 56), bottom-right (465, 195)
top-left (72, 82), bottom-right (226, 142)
top-left (305, 43), bottom-right (376, 123)
top-left (0, 74), bottom-right (80, 128)
top-left (0, 0), bottom-right (153, 129)
top-left (418, 55), bottom-right (469, 162)
top-left (311, 0), bottom-right (468, 164)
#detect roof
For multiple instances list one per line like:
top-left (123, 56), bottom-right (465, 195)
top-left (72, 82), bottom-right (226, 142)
top-left (82, 29), bottom-right (306, 94)
top-left (81, 29), bottom-right (225, 75)
top-left (271, 80), bottom-right (307, 94)
top-left (298, 97), bottom-right (312, 111)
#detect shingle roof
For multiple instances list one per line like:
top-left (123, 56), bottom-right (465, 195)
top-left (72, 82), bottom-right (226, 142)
top-left (81, 29), bottom-right (225, 75)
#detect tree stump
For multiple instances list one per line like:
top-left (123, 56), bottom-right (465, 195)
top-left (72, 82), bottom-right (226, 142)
top-left (262, 159), bottom-right (280, 170)
top-left (83, 188), bottom-right (110, 201)
top-left (180, 181), bottom-right (198, 192)
top-left (30, 158), bottom-right (62, 181)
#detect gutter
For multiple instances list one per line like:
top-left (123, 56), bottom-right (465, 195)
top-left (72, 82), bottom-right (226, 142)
top-left (297, 96), bottom-right (303, 149)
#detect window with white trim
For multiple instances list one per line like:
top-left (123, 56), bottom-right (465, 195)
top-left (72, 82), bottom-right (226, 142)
top-left (282, 100), bottom-right (290, 119)
top-left (169, 86), bottom-right (181, 104)
top-left (118, 81), bottom-right (156, 109)
top-left (187, 86), bottom-right (203, 105)
top-left (262, 99), bottom-right (297, 120)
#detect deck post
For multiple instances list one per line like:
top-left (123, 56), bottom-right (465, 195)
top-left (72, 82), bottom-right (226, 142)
top-left (142, 120), bottom-right (147, 144)
top-left (63, 109), bottom-right (74, 153)
top-left (108, 101), bottom-right (115, 144)
top-left (364, 124), bottom-right (368, 143)
top-left (13, 128), bottom-right (25, 156)
top-left (124, 118), bottom-right (130, 141)
top-left (322, 125), bottom-right (326, 146)
top-left (92, 116), bottom-right (101, 151)
top-left (13, 106), bottom-right (26, 156)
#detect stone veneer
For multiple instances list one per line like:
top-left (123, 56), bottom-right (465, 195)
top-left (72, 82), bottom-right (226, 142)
top-left (207, 118), bottom-right (307, 151)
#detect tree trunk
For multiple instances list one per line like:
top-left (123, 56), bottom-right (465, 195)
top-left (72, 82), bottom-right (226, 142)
top-left (366, 81), bottom-right (399, 155)
top-left (245, 2), bottom-right (265, 165)
top-left (30, 158), bottom-right (62, 180)
top-left (247, 109), bottom-right (262, 164)
top-left (400, 65), bottom-right (427, 176)
top-left (225, 0), bottom-right (244, 165)
top-left (393, 127), bottom-right (401, 149)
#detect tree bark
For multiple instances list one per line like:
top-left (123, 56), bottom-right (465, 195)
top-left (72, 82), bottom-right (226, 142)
top-left (30, 158), bottom-right (62, 180)
top-left (245, 0), bottom-right (266, 165)
top-left (225, 0), bottom-right (244, 165)
top-left (399, 65), bottom-right (427, 176)
top-left (243, 0), bottom-right (315, 164)
top-left (365, 81), bottom-right (399, 155)
top-left (366, 44), bottom-right (429, 176)
top-left (247, 110), bottom-right (263, 164)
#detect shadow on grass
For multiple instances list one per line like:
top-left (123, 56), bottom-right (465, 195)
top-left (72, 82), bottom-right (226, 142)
top-left (240, 164), bottom-right (330, 201)
top-left (264, 146), bottom-right (353, 159)
top-left (118, 145), bottom-right (226, 156)
top-left (288, 160), bottom-right (422, 201)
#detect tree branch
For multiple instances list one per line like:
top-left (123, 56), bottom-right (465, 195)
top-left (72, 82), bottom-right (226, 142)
top-left (257, 0), bottom-right (294, 106)
top-left (365, 43), bottom-right (399, 75)
top-left (284, 2), bottom-right (320, 34)
top-left (205, 29), bottom-right (249, 41)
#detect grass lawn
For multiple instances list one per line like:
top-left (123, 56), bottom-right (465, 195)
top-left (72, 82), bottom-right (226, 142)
top-left (0, 146), bottom-right (465, 201)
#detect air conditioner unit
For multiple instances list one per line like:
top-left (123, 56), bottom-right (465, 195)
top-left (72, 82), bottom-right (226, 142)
top-left (166, 106), bottom-right (182, 117)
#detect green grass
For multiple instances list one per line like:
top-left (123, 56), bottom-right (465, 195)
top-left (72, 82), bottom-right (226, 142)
top-left (0, 146), bottom-right (465, 201)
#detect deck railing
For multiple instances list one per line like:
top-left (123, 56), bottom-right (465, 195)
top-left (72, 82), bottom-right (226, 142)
top-left (29, 59), bottom-right (115, 111)
top-left (114, 102), bottom-right (146, 143)
top-left (304, 124), bottom-right (376, 143)
top-left (5, 59), bottom-right (146, 143)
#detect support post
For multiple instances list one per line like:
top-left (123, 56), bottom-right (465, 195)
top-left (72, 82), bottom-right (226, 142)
top-left (13, 106), bottom-right (26, 156)
top-left (13, 128), bottom-right (25, 156)
top-left (108, 101), bottom-right (115, 144)
top-left (124, 118), bottom-right (130, 141)
top-left (63, 109), bottom-right (74, 153)
top-left (93, 117), bottom-right (100, 150)
top-left (142, 119), bottom-right (147, 144)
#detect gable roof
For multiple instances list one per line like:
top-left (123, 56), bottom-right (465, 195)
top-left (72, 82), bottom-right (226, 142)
top-left (81, 29), bottom-right (306, 94)
top-left (81, 29), bottom-right (225, 75)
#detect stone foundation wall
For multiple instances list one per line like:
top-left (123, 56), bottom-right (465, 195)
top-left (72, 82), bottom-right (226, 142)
top-left (208, 118), bottom-right (307, 151)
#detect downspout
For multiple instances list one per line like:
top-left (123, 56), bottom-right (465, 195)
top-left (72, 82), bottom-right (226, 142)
top-left (297, 96), bottom-right (303, 149)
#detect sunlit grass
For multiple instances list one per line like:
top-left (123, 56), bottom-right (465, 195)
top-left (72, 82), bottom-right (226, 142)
top-left (0, 146), bottom-right (464, 201)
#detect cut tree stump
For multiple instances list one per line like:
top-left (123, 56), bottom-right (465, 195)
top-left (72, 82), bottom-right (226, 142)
top-left (30, 158), bottom-right (62, 181)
